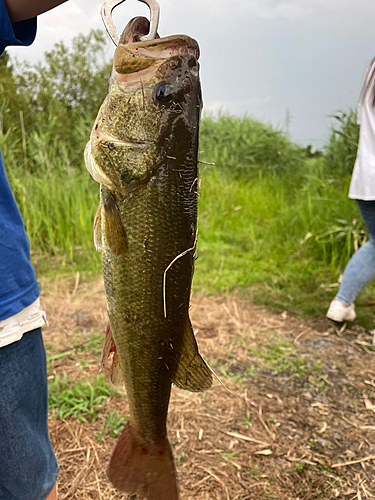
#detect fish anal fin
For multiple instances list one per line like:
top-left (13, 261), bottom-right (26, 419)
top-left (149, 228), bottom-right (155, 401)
top-left (108, 423), bottom-right (179, 500)
top-left (172, 320), bottom-right (212, 392)
top-left (102, 190), bottom-right (128, 258)
top-left (93, 202), bottom-right (102, 252)
top-left (100, 325), bottom-right (124, 388)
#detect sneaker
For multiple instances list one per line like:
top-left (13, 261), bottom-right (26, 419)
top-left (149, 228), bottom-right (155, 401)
top-left (326, 300), bottom-right (356, 322)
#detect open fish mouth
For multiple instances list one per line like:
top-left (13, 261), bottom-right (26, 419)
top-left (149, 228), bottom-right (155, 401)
top-left (113, 36), bottom-right (199, 78)
top-left (111, 17), bottom-right (200, 83)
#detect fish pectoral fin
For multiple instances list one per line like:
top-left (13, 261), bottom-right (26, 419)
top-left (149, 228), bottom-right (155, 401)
top-left (93, 202), bottom-right (102, 252)
top-left (102, 189), bottom-right (128, 258)
top-left (101, 325), bottom-right (124, 388)
top-left (172, 319), bottom-right (212, 392)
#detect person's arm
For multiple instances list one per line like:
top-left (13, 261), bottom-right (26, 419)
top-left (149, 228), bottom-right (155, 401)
top-left (3, 0), bottom-right (68, 22)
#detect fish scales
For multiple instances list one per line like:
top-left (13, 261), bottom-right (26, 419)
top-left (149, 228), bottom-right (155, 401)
top-left (103, 157), bottom-right (197, 436)
top-left (85, 16), bottom-right (212, 500)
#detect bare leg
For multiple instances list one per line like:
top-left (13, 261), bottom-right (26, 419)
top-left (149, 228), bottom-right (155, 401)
top-left (45, 484), bottom-right (57, 500)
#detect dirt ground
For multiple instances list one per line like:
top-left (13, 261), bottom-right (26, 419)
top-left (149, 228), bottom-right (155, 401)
top-left (41, 275), bottom-right (375, 500)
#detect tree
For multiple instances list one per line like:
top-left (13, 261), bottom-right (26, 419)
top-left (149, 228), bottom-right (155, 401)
top-left (16, 29), bottom-right (111, 119)
top-left (0, 50), bottom-right (27, 135)
top-left (0, 29), bottom-right (113, 171)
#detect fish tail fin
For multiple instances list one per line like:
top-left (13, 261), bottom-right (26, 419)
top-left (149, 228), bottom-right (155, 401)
top-left (108, 422), bottom-right (179, 500)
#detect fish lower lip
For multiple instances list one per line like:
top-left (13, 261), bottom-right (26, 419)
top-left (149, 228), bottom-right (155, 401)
top-left (84, 141), bottom-right (116, 188)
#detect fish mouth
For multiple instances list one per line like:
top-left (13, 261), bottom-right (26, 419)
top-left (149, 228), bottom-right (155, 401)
top-left (119, 16), bottom-right (199, 56)
top-left (113, 17), bottom-right (199, 78)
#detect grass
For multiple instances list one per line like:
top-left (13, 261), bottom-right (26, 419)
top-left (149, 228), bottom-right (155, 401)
top-left (247, 336), bottom-right (323, 380)
top-left (48, 373), bottom-right (116, 422)
top-left (209, 332), bottom-right (326, 394)
top-left (195, 159), bottom-right (374, 324)
top-left (94, 411), bottom-right (129, 442)
top-left (2, 111), bottom-right (374, 325)
top-left (7, 166), bottom-right (101, 275)
top-left (240, 410), bottom-right (252, 428)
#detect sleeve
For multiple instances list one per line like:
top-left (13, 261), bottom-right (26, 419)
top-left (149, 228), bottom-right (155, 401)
top-left (357, 58), bottom-right (375, 126)
top-left (0, 0), bottom-right (37, 56)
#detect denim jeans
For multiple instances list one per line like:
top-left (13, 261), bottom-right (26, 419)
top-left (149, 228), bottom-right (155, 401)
top-left (0, 328), bottom-right (59, 500)
top-left (336, 200), bottom-right (375, 305)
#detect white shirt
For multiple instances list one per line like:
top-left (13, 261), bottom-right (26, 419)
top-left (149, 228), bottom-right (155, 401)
top-left (0, 298), bottom-right (47, 348)
top-left (349, 58), bottom-right (375, 200)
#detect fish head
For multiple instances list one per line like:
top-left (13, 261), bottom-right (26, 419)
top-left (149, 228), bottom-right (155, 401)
top-left (85, 16), bottom-right (202, 194)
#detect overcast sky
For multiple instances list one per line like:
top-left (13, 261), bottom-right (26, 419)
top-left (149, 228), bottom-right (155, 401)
top-left (7, 0), bottom-right (375, 147)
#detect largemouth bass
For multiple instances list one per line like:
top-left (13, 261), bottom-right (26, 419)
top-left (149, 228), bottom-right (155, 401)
top-left (84, 16), bottom-right (212, 500)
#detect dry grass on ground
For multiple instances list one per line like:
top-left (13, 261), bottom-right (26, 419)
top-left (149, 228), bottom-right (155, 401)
top-left (41, 275), bottom-right (375, 500)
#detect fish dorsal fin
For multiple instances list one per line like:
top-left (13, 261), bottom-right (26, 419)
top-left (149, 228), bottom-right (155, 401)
top-left (93, 202), bottom-right (103, 252)
top-left (172, 319), bottom-right (212, 392)
top-left (101, 325), bottom-right (124, 388)
top-left (102, 190), bottom-right (128, 257)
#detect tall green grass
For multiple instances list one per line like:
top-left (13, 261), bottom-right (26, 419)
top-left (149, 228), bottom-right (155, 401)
top-left (2, 112), bottom-right (373, 323)
top-left (194, 161), bottom-right (369, 318)
top-left (2, 108), bottom-right (101, 274)
top-left (8, 167), bottom-right (100, 274)
top-left (324, 110), bottom-right (360, 180)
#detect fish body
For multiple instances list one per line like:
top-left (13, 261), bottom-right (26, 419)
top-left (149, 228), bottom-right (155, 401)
top-left (85, 17), bottom-right (211, 500)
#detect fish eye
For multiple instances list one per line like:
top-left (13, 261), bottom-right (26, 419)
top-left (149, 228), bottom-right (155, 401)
top-left (155, 83), bottom-right (174, 103)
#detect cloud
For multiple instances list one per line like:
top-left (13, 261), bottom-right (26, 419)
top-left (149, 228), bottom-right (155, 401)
top-left (6, 0), bottom-right (375, 146)
top-left (189, 0), bottom-right (375, 22)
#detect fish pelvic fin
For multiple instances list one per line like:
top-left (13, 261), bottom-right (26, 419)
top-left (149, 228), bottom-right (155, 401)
top-left (108, 423), bottom-right (179, 500)
top-left (100, 325), bottom-right (124, 388)
top-left (93, 202), bottom-right (102, 252)
top-left (172, 319), bottom-right (212, 392)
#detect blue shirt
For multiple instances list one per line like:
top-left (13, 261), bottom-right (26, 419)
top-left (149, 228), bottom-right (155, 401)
top-left (0, 1), bottom-right (38, 320)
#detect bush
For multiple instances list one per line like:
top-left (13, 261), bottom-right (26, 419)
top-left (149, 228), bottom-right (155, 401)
top-left (200, 115), bottom-right (307, 179)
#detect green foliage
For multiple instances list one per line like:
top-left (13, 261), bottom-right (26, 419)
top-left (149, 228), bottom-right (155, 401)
top-left (95, 411), bottom-right (129, 442)
top-left (175, 451), bottom-right (188, 468)
top-left (217, 450), bottom-right (242, 468)
top-left (75, 331), bottom-right (104, 357)
top-left (48, 373), bottom-right (115, 422)
top-left (7, 164), bottom-right (100, 274)
top-left (0, 30), bottom-right (110, 172)
top-left (324, 110), bottom-right (359, 180)
top-left (17, 30), bottom-right (110, 116)
top-left (294, 463), bottom-right (306, 474)
top-left (200, 114), bottom-right (306, 179)
top-left (240, 410), bottom-right (252, 428)
top-left (0, 50), bottom-right (27, 136)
